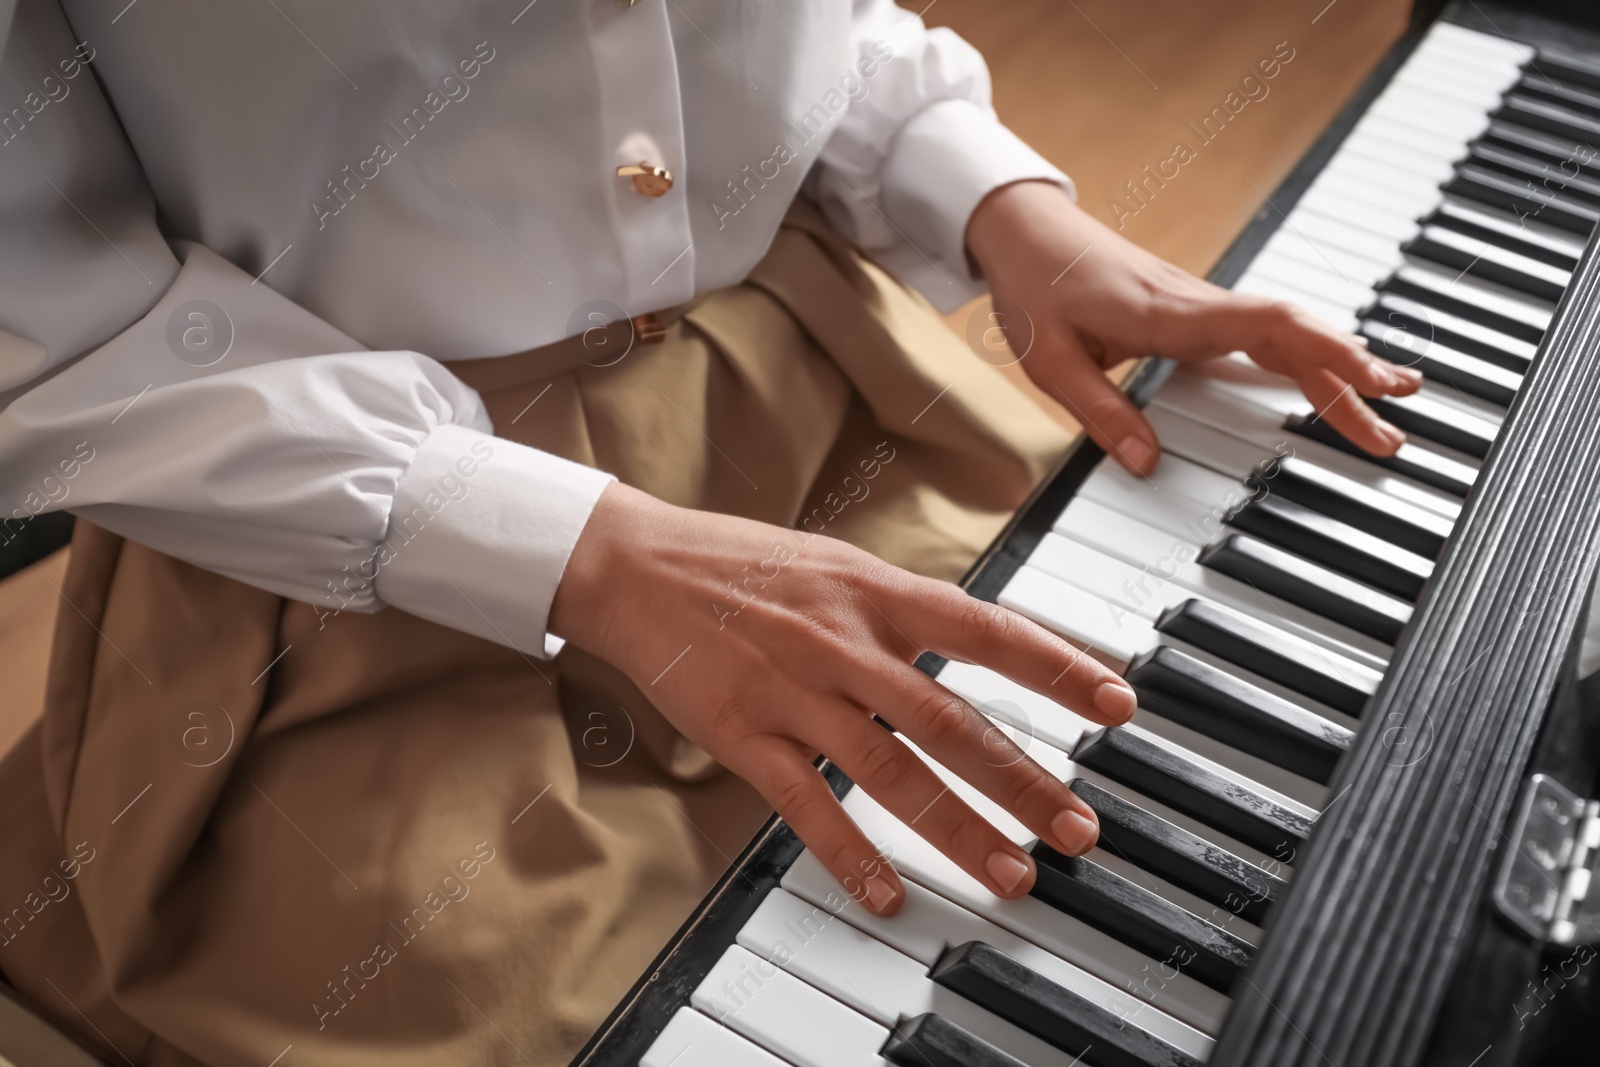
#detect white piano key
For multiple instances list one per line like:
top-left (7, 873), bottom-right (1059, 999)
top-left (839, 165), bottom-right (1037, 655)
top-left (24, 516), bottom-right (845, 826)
top-left (1347, 113), bottom-right (1476, 166)
top-left (936, 659), bottom-right (1095, 757)
top-left (1425, 21), bottom-right (1535, 65)
top-left (1232, 263), bottom-right (1511, 425)
top-left (1143, 404), bottom-right (1276, 483)
top-left (915, 675), bottom-right (1299, 876)
top-left (1080, 450), bottom-right (1245, 523)
top-left (1167, 351), bottom-right (1502, 447)
top-left (1005, 536), bottom-right (1367, 715)
top-left (1001, 564), bottom-right (1151, 671)
top-left (1411, 24), bottom-right (1533, 67)
top-left (642, 1008), bottom-right (793, 1067)
top-left (1153, 370), bottom-right (1467, 519)
top-left (779, 848), bottom-right (1217, 1063)
top-left (1146, 399), bottom-right (1463, 520)
top-left (1436, 194), bottom-right (1590, 260)
top-left (1268, 238), bottom-right (1390, 292)
top-left (739, 888), bottom-right (1086, 1067)
top-left (1338, 127), bottom-right (1462, 186)
top-left (1352, 111), bottom-right (1473, 164)
top-left (1246, 248), bottom-right (1377, 309)
top-left (1030, 524), bottom-right (1390, 669)
top-left (1396, 258), bottom-right (1556, 331)
top-left (1297, 183), bottom-right (1431, 244)
top-left (1233, 273), bottom-right (1357, 330)
top-left (901, 733), bottom-right (1274, 944)
top-left (1400, 45), bottom-right (1522, 80)
top-left (872, 676), bottom-right (1293, 874)
top-left (997, 556), bottom-right (1365, 780)
top-left (1366, 98), bottom-right (1491, 146)
top-left (1071, 467), bottom-right (1231, 544)
top-left (692, 946), bottom-right (891, 1067)
top-left (1402, 34), bottom-right (1527, 75)
top-left (1305, 177), bottom-right (1439, 231)
top-left (1274, 206), bottom-right (1409, 270)
top-left (1239, 255), bottom-right (1370, 314)
top-left (1392, 62), bottom-right (1518, 111)
top-left (838, 751), bottom-right (1235, 1034)
top-left (1324, 153), bottom-right (1445, 208)
top-left (1366, 85), bottom-right (1491, 140)
top-left (1382, 70), bottom-right (1506, 121)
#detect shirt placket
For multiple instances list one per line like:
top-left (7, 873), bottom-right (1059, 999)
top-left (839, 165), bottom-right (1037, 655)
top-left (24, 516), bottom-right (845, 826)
top-left (589, 0), bottom-right (697, 317)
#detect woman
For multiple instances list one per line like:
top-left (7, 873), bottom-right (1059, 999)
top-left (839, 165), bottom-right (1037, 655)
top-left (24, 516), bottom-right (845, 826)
top-left (0, 0), bottom-right (1417, 1063)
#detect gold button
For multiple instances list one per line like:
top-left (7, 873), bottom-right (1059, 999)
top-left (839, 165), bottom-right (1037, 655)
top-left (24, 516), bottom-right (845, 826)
top-left (616, 161), bottom-right (673, 197)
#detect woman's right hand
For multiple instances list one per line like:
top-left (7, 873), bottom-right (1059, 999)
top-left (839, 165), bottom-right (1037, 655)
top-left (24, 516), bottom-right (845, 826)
top-left (548, 482), bottom-right (1138, 916)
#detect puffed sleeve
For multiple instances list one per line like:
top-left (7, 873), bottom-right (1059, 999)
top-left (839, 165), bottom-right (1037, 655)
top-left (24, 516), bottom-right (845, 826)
top-left (0, 0), bottom-right (612, 656)
top-left (808, 0), bottom-right (1074, 310)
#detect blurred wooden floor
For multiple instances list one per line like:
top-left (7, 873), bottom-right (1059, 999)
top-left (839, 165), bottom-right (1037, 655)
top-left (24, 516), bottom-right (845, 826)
top-left (928, 0), bottom-right (1411, 427)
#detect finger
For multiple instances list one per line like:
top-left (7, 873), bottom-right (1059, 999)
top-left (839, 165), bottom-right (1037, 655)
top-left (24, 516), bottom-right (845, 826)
top-left (1293, 366), bottom-right (1407, 456)
top-left (850, 658), bottom-right (1102, 861)
top-left (1189, 294), bottom-right (1423, 398)
top-left (742, 736), bottom-right (906, 915)
top-left (1044, 339), bottom-right (1161, 476)
top-left (884, 576), bottom-right (1137, 727)
top-left (798, 703), bottom-right (1055, 898)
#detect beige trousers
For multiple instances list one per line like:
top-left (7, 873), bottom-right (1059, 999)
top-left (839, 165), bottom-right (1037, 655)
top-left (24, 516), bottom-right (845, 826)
top-left (0, 201), bottom-right (1071, 1066)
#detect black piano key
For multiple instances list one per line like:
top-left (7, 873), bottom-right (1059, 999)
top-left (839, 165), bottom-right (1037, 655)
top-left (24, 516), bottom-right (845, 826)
top-left (1377, 265), bottom-right (1550, 345)
top-left (1423, 198), bottom-right (1582, 271)
top-left (1491, 93), bottom-right (1600, 160)
top-left (1072, 725), bottom-right (1314, 859)
top-left (1270, 455), bottom-right (1454, 558)
top-left (1358, 318), bottom-right (1523, 407)
top-left (1285, 413), bottom-right (1479, 499)
top-left (1228, 489), bottom-right (1431, 600)
top-left (1513, 72), bottom-right (1600, 120)
top-left (1534, 48), bottom-right (1600, 94)
top-left (1445, 163), bottom-right (1599, 236)
top-left (1366, 393), bottom-right (1500, 460)
top-left (1466, 142), bottom-right (1600, 207)
top-left (929, 942), bottom-right (1204, 1067)
top-left (1402, 224), bottom-right (1569, 302)
top-left (883, 1013), bottom-right (1029, 1067)
top-left (1154, 597), bottom-right (1380, 717)
top-left (1127, 644), bottom-right (1353, 783)
top-left (1200, 533), bottom-right (1412, 645)
top-left (1072, 779), bottom-right (1287, 926)
top-left (1028, 846), bottom-right (1253, 994)
top-left (1361, 290), bottom-right (1538, 372)
top-left (1477, 121), bottom-right (1600, 193)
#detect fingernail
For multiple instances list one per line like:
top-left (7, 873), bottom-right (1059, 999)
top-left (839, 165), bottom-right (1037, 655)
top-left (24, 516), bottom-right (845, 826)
top-left (985, 850), bottom-right (1033, 895)
top-left (1094, 681), bottom-right (1137, 723)
top-left (862, 873), bottom-right (899, 915)
top-left (1116, 435), bottom-right (1157, 475)
top-left (1052, 808), bottom-right (1099, 855)
top-left (1395, 365), bottom-right (1423, 386)
top-left (1379, 422), bottom-right (1406, 450)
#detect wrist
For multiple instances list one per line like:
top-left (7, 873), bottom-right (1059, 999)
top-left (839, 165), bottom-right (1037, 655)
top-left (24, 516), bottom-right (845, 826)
top-left (965, 179), bottom-right (1081, 281)
top-left (548, 481), bottom-right (657, 656)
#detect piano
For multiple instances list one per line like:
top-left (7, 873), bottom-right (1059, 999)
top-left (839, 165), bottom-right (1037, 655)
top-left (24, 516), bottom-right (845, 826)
top-left (573, 2), bottom-right (1600, 1065)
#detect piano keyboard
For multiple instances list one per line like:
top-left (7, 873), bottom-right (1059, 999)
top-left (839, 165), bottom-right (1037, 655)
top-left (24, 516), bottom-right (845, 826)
top-left (627, 18), bottom-right (1597, 1067)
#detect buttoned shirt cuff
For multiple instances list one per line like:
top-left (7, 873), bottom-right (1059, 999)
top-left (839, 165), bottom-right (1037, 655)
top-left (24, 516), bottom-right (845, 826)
top-left (879, 98), bottom-right (1074, 311)
top-left (375, 423), bottom-right (615, 658)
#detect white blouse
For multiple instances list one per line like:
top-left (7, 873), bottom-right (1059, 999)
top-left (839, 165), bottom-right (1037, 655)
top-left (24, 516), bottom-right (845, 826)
top-left (0, 0), bottom-right (1068, 654)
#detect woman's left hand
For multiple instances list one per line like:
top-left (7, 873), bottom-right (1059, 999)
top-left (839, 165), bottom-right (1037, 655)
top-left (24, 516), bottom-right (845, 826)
top-left (965, 180), bottom-right (1423, 476)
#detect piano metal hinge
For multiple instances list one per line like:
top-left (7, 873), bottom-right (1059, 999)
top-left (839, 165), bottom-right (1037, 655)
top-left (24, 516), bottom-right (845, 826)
top-left (1494, 774), bottom-right (1600, 947)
